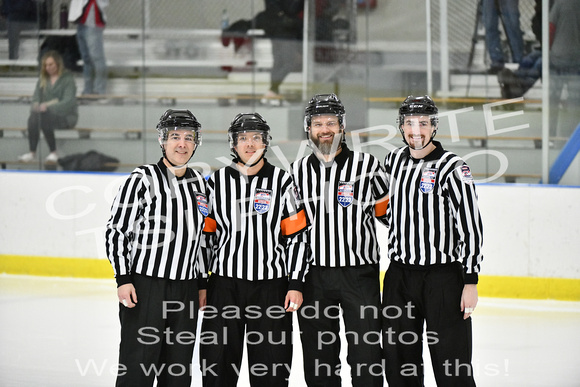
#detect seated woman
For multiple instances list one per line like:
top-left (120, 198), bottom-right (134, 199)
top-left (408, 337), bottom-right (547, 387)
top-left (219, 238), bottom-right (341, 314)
top-left (18, 50), bottom-right (78, 164)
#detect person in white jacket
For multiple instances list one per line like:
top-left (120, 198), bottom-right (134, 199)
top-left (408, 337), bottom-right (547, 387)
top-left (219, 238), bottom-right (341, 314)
top-left (68, 0), bottom-right (108, 96)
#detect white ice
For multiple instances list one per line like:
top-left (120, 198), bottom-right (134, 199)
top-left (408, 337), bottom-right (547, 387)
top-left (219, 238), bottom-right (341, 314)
top-left (1, 274), bottom-right (579, 386)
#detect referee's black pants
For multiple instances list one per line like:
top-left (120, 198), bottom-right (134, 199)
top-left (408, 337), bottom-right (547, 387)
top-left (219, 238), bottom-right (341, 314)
top-left (382, 261), bottom-right (476, 387)
top-left (200, 275), bottom-right (292, 387)
top-left (116, 274), bottom-right (199, 387)
top-left (298, 265), bottom-right (384, 387)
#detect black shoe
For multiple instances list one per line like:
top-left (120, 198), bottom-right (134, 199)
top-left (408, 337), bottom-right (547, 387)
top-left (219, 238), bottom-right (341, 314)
top-left (510, 81), bottom-right (524, 98)
top-left (488, 63), bottom-right (505, 75)
top-left (497, 68), bottom-right (512, 98)
top-left (497, 68), bottom-right (526, 99)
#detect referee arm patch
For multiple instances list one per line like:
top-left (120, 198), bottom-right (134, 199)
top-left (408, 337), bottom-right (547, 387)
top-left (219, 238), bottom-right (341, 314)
top-left (203, 217), bottom-right (217, 233)
top-left (281, 209), bottom-right (308, 237)
top-left (375, 196), bottom-right (389, 217)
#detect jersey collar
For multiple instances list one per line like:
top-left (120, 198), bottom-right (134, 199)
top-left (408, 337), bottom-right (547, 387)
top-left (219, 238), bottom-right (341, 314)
top-left (227, 158), bottom-right (273, 178)
top-left (309, 144), bottom-right (352, 168)
top-left (404, 141), bottom-right (445, 162)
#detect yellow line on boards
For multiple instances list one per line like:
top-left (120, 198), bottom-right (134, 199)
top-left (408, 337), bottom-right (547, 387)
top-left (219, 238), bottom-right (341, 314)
top-left (477, 275), bottom-right (580, 301)
top-left (0, 254), bottom-right (113, 279)
top-left (1, 255), bottom-right (579, 301)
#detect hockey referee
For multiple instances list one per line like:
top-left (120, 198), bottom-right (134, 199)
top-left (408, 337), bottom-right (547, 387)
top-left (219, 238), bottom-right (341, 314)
top-left (105, 109), bottom-right (209, 387)
top-left (290, 94), bottom-right (389, 387)
top-left (200, 113), bottom-right (309, 387)
top-left (382, 95), bottom-right (483, 386)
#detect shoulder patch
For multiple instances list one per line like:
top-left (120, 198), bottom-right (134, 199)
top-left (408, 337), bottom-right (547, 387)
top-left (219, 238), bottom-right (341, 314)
top-left (460, 165), bottom-right (474, 185)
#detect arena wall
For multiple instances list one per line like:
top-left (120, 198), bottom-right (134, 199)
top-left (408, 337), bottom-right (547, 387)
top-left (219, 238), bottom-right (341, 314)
top-left (1, 171), bottom-right (579, 300)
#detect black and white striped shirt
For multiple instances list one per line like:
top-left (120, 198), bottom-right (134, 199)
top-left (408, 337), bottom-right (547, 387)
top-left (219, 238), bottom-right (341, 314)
top-left (105, 158), bottom-right (209, 286)
top-left (384, 141), bottom-right (483, 283)
top-left (203, 160), bottom-right (309, 289)
top-left (290, 146), bottom-right (389, 267)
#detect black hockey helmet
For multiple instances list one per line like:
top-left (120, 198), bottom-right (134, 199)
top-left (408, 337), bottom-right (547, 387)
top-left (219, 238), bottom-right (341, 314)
top-left (228, 112), bottom-right (272, 166)
top-left (303, 93), bottom-right (346, 133)
top-left (397, 95), bottom-right (439, 150)
top-left (228, 112), bottom-right (271, 148)
top-left (397, 95), bottom-right (439, 128)
top-left (156, 109), bottom-right (202, 145)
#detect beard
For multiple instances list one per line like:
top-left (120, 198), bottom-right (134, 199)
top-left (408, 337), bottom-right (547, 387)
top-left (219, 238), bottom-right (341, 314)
top-left (408, 135), bottom-right (426, 150)
top-left (312, 133), bottom-right (342, 155)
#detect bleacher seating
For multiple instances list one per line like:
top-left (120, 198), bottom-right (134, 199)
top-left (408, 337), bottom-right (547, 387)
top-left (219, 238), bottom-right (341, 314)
top-left (0, 25), bottom-right (570, 184)
top-left (0, 28), bottom-right (273, 78)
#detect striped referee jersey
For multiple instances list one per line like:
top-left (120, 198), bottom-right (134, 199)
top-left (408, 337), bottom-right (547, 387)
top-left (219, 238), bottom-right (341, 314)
top-left (203, 160), bottom-right (309, 289)
top-left (384, 141), bottom-right (483, 283)
top-left (290, 145), bottom-right (389, 267)
top-left (105, 159), bottom-right (209, 286)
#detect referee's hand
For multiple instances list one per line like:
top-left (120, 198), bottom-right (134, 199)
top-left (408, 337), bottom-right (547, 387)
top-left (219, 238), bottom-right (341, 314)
top-left (118, 283), bottom-right (138, 308)
top-left (285, 290), bottom-right (303, 312)
top-left (461, 284), bottom-right (478, 319)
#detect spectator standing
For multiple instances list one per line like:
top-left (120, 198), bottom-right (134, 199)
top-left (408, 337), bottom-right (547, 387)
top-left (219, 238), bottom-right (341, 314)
top-left (258, 0), bottom-right (304, 106)
top-left (18, 50), bottom-right (78, 164)
top-left (105, 109), bottom-right (208, 387)
top-left (1, 0), bottom-right (44, 60)
top-left (482, 0), bottom-right (524, 73)
top-left (548, 0), bottom-right (580, 138)
top-left (496, 0), bottom-right (555, 99)
top-left (200, 112), bottom-right (309, 386)
top-left (382, 95), bottom-right (483, 386)
top-left (68, 0), bottom-right (108, 96)
top-left (290, 94), bottom-right (388, 387)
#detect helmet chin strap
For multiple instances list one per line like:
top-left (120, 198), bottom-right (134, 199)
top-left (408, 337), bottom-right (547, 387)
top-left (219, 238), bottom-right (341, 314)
top-left (400, 128), bottom-right (437, 151)
top-left (161, 144), bottom-right (196, 168)
top-left (232, 149), bottom-right (267, 168)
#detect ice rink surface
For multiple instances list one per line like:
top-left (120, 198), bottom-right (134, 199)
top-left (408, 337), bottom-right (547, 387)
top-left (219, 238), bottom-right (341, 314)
top-left (1, 274), bottom-right (579, 387)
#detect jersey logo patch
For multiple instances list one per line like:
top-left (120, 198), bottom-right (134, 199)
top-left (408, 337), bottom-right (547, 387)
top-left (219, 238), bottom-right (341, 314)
top-left (254, 189), bottom-right (272, 214)
top-left (460, 165), bottom-right (474, 185)
top-left (196, 193), bottom-right (209, 217)
top-left (337, 181), bottom-right (355, 207)
top-left (420, 168), bottom-right (437, 193)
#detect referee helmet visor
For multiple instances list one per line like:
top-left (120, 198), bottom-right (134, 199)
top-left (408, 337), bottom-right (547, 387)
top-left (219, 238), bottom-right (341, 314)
top-left (228, 112), bottom-right (272, 149)
top-left (157, 109), bottom-right (202, 146)
top-left (304, 93), bottom-right (346, 133)
top-left (397, 95), bottom-right (439, 128)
